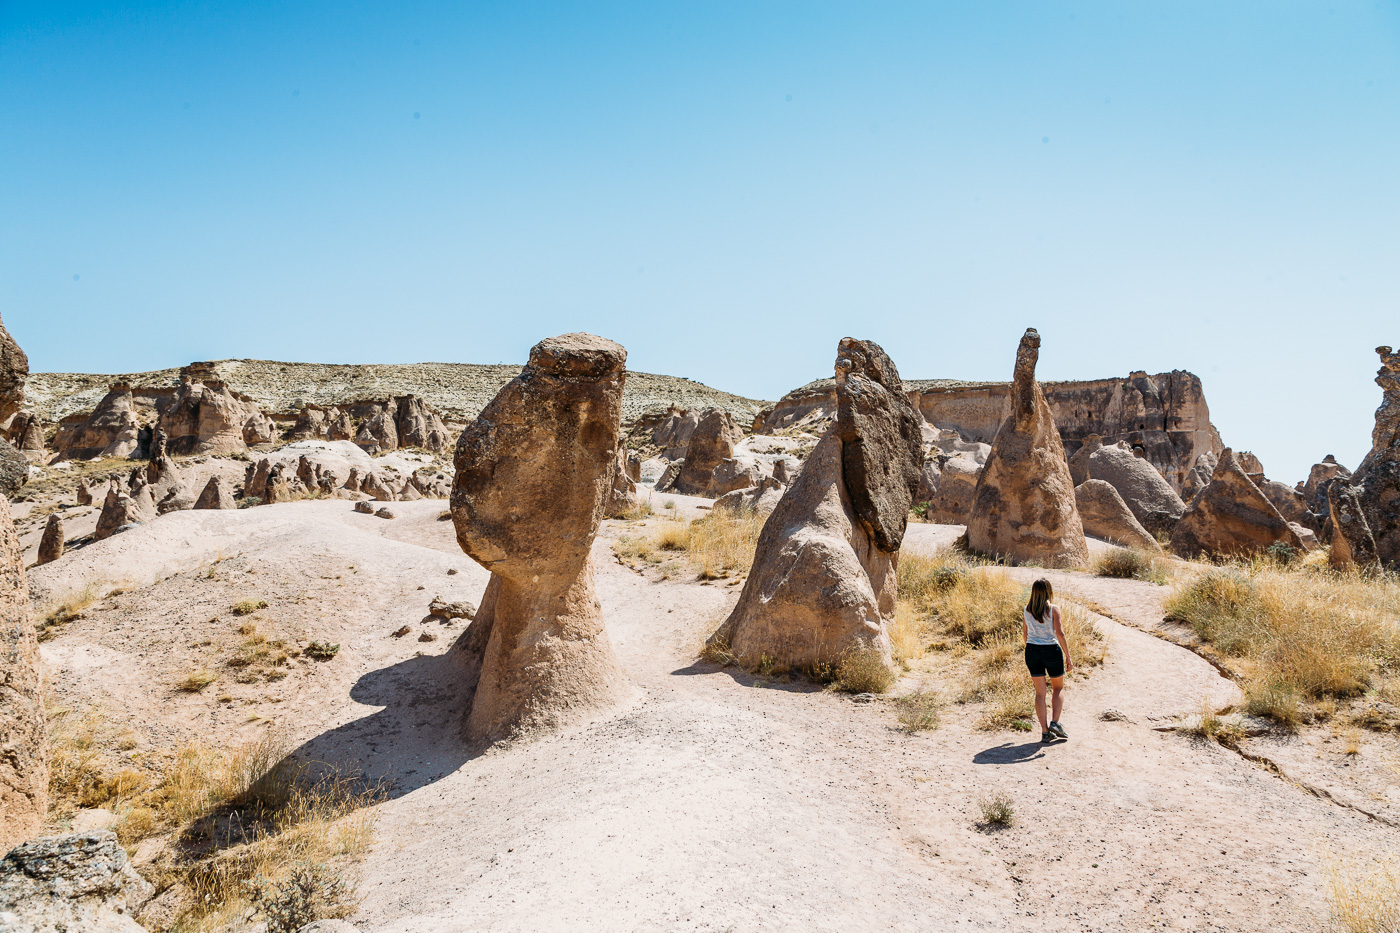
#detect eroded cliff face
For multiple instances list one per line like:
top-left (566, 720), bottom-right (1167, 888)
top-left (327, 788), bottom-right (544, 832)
top-left (755, 370), bottom-right (1222, 492)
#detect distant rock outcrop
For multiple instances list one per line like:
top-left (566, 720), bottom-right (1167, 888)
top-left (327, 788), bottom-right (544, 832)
top-left (1068, 435), bottom-right (1185, 530)
top-left (450, 333), bottom-right (631, 745)
top-left (1, 494), bottom-right (46, 849)
top-left (604, 446), bottom-right (639, 519)
top-left (673, 409), bottom-right (743, 497)
top-left (709, 338), bottom-right (920, 677)
top-left (193, 475), bottom-right (235, 510)
top-left (52, 384), bottom-right (143, 460)
top-left (1333, 345), bottom-right (1400, 570)
top-left (1170, 449), bottom-right (1302, 559)
top-left (352, 396), bottom-right (452, 454)
top-left (927, 454), bottom-right (981, 524)
top-left (964, 329), bottom-right (1089, 569)
top-left (159, 366), bottom-right (274, 455)
top-left (1075, 480), bottom-right (1161, 552)
top-left (1300, 455), bottom-right (1350, 515)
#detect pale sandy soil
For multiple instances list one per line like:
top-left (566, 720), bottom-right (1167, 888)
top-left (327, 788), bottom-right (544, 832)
top-left (29, 500), bottom-right (1400, 932)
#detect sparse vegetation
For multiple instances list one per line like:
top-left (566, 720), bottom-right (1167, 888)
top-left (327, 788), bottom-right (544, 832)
top-left (305, 641), bottom-right (340, 661)
top-left (46, 711), bottom-right (379, 932)
top-left (1091, 547), bottom-right (1171, 584)
top-left (179, 670), bottom-right (219, 692)
top-left (1180, 697), bottom-right (1244, 744)
top-left (615, 508), bottom-right (765, 580)
top-left (832, 648), bottom-right (897, 694)
top-left (1323, 847), bottom-right (1400, 933)
top-left (233, 598), bottom-right (269, 615)
top-left (978, 792), bottom-right (1015, 827)
top-left (1164, 563), bottom-right (1400, 730)
top-left (36, 585), bottom-right (106, 641)
top-left (237, 495), bottom-right (263, 508)
top-left (896, 691), bottom-right (942, 732)
top-left (619, 499), bottom-right (655, 521)
top-left (892, 549), bottom-right (1105, 729)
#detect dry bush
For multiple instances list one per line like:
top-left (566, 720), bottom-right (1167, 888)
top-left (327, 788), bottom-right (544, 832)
top-left (896, 691), bottom-right (942, 732)
top-left (1180, 698), bottom-right (1244, 744)
top-left (1092, 547), bottom-right (1171, 584)
top-left (833, 648), bottom-right (897, 694)
top-left (977, 792), bottom-right (1015, 827)
top-left (895, 550), bottom-right (1105, 730)
top-left (619, 499), bottom-right (654, 521)
top-left (1323, 847), bottom-right (1400, 933)
top-left (233, 598), bottom-right (269, 615)
top-left (1164, 563), bottom-right (1400, 729)
top-left (178, 670), bottom-right (218, 692)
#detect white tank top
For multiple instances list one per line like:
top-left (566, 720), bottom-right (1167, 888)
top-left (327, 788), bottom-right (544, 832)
top-left (1024, 605), bottom-right (1058, 646)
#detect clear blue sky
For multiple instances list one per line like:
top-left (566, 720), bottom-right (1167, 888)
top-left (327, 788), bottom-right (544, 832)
top-left (3, 2), bottom-right (1397, 483)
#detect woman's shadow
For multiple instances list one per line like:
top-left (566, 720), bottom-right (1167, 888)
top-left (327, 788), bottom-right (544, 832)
top-left (281, 649), bottom-right (478, 800)
top-left (972, 740), bottom-right (1048, 765)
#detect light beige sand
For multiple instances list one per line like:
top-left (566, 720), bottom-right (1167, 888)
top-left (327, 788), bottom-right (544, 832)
top-left (30, 501), bottom-right (1400, 931)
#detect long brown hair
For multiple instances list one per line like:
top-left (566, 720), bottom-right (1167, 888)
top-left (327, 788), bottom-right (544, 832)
top-left (1027, 578), bottom-right (1053, 624)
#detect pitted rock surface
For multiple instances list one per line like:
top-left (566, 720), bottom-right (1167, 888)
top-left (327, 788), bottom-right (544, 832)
top-left (1170, 449), bottom-right (1302, 559)
top-left (0, 496), bottom-right (45, 849)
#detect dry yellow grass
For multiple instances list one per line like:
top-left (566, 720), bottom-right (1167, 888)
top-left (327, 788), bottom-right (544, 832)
top-left (894, 549), bottom-right (1105, 730)
top-left (1164, 563), bottom-right (1400, 729)
top-left (45, 710), bottom-right (378, 931)
top-left (1323, 847), bottom-right (1400, 933)
top-left (615, 508), bottom-right (766, 580)
top-left (1091, 547), bottom-right (1171, 584)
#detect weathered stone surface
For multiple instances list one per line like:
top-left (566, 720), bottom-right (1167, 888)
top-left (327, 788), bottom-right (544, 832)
top-left (915, 458), bottom-right (941, 505)
top-left (428, 596), bottom-right (476, 620)
top-left (653, 459), bottom-right (684, 494)
top-left (450, 333), bottom-right (630, 745)
top-left (1068, 435), bottom-right (1185, 526)
top-left (964, 329), bottom-right (1089, 569)
top-left (36, 515), bottom-right (64, 566)
top-left (0, 315), bottom-right (28, 426)
top-left (771, 457), bottom-right (798, 485)
top-left (833, 338), bottom-right (924, 552)
top-left (713, 475), bottom-right (786, 517)
top-left (927, 454), bottom-right (981, 524)
top-left (192, 476), bottom-right (234, 510)
top-left (394, 395), bottom-right (451, 452)
top-left (604, 447), bottom-right (639, 519)
top-left (709, 456), bottom-right (766, 498)
top-left (0, 495), bottom-right (44, 851)
top-left (1181, 451), bottom-right (1217, 503)
top-left (354, 405), bottom-right (398, 454)
top-left (0, 442), bottom-right (27, 500)
top-left (1346, 346), bottom-right (1400, 570)
top-left (709, 339), bottom-right (917, 678)
top-left (159, 367), bottom-right (272, 456)
top-left (673, 409), bottom-right (743, 497)
top-left (52, 385), bottom-right (142, 461)
top-left (1169, 449), bottom-right (1303, 559)
top-left (1075, 480), bottom-right (1161, 552)
top-left (1258, 478), bottom-right (1313, 530)
top-left (1326, 481), bottom-right (1379, 569)
top-left (0, 830), bottom-right (151, 932)
top-left (353, 499), bottom-right (376, 515)
top-left (93, 483), bottom-right (154, 542)
top-left (638, 457), bottom-right (666, 486)
top-left (1301, 455), bottom-right (1351, 514)
top-left (641, 406), bottom-right (701, 459)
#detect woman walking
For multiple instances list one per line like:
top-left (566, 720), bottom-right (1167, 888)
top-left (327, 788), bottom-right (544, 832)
top-left (1024, 578), bottom-right (1073, 744)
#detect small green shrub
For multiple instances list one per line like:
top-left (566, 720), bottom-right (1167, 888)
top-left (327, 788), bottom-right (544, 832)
top-left (305, 641), bottom-right (340, 661)
top-left (233, 599), bottom-right (269, 616)
top-left (247, 861), bottom-right (355, 933)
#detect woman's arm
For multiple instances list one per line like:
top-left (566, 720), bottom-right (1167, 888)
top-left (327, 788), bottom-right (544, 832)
top-left (1053, 607), bottom-right (1074, 673)
top-left (1022, 613), bottom-right (1029, 645)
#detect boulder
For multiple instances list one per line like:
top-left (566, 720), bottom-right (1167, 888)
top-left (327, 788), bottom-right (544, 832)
top-left (52, 385), bottom-right (142, 460)
top-left (673, 409), bottom-right (743, 497)
top-left (0, 830), bottom-right (152, 932)
top-left (964, 329), bottom-right (1089, 568)
top-left (927, 454), bottom-right (981, 524)
top-left (604, 447), bottom-right (639, 519)
top-left (1075, 480), bottom-right (1161, 552)
top-left (915, 458), bottom-right (941, 504)
top-left (193, 475), bottom-right (234, 510)
top-left (1068, 435), bottom-right (1186, 526)
top-left (354, 500), bottom-right (376, 515)
top-left (1258, 478), bottom-right (1313, 530)
top-left (713, 476), bottom-right (786, 517)
top-left (653, 459), bottom-right (684, 494)
top-left (36, 514), bottom-right (64, 565)
top-left (159, 369), bottom-right (271, 456)
top-left (410, 467), bottom-right (453, 499)
top-left (75, 478), bottom-right (98, 507)
top-left (449, 333), bottom-right (631, 745)
top-left (428, 596), bottom-right (476, 620)
top-left (1326, 481), bottom-right (1379, 569)
top-left (0, 314), bottom-right (27, 425)
top-left (650, 406), bottom-right (701, 460)
top-left (0, 442), bottom-right (27, 499)
top-left (638, 458), bottom-right (667, 486)
top-left (0, 495), bottom-right (46, 849)
top-left (93, 483), bottom-right (154, 542)
top-left (771, 458), bottom-right (799, 485)
top-left (708, 338), bottom-right (920, 677)
top-left (709, 456), bottom-right (766, 497)
top-left (1169, 449), bottom-right (1303, 559)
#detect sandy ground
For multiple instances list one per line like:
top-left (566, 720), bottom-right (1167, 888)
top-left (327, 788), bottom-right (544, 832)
top-left (29, 498), bottom-right (1400, 932)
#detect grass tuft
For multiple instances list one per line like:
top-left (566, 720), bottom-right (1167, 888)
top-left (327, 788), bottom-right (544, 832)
top-left (832, 648), bottom-right (897, 694)
top-left (1324, 847), bottom-right (1400, 933)
top-left (977, 792), bottom-right (1015, 827)
top-left (1091, 547), bottom-right (1171, 584)
top-left (896, 691), bottom-right (942, 732)
top-left (179, 670), bottom-right (218, 692)
top-left (233, 598), bottom-right (269, 615)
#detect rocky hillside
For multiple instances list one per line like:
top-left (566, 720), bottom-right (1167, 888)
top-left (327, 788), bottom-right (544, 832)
top-left (27, 359), bottom-right (769, 425)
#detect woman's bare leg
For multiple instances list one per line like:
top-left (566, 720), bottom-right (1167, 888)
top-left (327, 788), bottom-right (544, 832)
top-left (1033, 676), bottom-right (1049, 732)
top-left (1050, 675), bottom-right (1065, 723)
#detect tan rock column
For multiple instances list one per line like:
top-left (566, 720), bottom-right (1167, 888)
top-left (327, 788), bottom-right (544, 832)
top-left (0, 495), bottom-right (47, 848)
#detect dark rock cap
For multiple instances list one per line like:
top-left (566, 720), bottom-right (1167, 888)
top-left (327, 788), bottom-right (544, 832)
top-left (528, 333), bottom-right (627, 379)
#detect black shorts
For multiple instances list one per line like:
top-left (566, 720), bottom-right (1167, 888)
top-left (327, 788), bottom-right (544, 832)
top-left (1025, 643), bottom-right (1064, 678)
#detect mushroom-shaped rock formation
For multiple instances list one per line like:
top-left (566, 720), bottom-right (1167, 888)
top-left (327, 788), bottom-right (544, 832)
top-left (449, 333), bottom-right (632, 745)
top-left (964, 329), bottom-right (1089, 568)
top-left (707, 338), bottom-right (922, 676)
top-left (1169, 449), bottom-right (1303, 559)
top-left (0, 495), bottom-right (46, 848)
